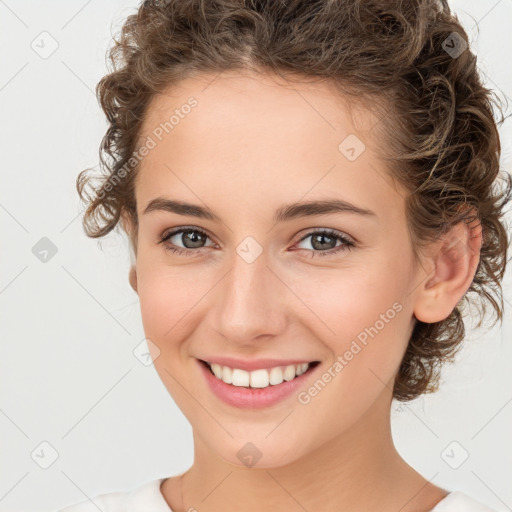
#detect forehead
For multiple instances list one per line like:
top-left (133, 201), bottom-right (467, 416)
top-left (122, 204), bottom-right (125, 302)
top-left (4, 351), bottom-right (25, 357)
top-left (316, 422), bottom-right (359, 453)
top-left (138, 70), bottom-right (380, 146)
top-left (134, 70), bottom-right (401, 222)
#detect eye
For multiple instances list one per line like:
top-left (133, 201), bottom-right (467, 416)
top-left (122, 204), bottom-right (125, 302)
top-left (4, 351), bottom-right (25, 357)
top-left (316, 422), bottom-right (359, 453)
top-left (158, 227), bottom-right (216, 256)
top-left (158, 226), bottom-right (355, 258)
top-left (292, 229), bottom-right (355, 258)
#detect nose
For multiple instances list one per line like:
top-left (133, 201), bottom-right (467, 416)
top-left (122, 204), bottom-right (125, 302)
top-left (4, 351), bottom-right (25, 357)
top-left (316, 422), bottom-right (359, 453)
top-left (210, 249), bottom-right (288, 345)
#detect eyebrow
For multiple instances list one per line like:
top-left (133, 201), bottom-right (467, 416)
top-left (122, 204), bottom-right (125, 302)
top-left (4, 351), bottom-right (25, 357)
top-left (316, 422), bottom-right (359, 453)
top-left (143, 197), bottom-right (377, 223)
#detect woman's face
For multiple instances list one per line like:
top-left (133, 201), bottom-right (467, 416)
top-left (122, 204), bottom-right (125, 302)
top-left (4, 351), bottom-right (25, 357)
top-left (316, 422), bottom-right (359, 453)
top-left (129, 70), bottom-right (426, 467)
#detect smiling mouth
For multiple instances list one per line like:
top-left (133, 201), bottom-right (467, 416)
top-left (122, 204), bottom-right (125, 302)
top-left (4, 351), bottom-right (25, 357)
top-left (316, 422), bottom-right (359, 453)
top-left (199, 359), bottom-right (321, 389)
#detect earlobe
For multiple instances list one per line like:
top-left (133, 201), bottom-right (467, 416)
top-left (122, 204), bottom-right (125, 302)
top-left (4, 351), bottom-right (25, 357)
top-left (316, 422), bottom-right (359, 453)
top-left (413, 215), bottom-right (482, 324)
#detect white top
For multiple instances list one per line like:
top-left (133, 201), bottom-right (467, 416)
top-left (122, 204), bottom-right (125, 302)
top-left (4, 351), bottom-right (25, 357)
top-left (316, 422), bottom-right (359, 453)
top-left (57, 477), bottom-right (497, 512)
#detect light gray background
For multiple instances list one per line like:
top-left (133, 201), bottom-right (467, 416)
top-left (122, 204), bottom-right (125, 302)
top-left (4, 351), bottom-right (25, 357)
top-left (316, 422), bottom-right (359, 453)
top-left (1, 1), bottom-right (511, 511)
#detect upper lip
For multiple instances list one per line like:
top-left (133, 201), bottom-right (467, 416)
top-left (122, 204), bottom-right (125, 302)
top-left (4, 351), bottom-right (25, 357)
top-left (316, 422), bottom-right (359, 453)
top-left (199, 356), bottom-right (319, 372)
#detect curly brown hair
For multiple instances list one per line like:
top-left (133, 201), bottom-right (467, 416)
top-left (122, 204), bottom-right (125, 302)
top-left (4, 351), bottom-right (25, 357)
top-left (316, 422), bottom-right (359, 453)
top-left (77, 0), bottom-right (512, 401)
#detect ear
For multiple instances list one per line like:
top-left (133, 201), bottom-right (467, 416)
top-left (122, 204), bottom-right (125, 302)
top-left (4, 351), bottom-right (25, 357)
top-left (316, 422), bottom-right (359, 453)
top-left (128, 266), bottom-right (138, 294)
top-left (413, 213), bottom-right (483, 323)
top-left (120, 209), bottom-right (138, 295)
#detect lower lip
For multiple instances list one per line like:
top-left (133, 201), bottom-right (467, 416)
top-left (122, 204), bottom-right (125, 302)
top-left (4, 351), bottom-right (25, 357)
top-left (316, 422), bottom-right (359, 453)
top-left (197, 359), bottom-right (320, 409)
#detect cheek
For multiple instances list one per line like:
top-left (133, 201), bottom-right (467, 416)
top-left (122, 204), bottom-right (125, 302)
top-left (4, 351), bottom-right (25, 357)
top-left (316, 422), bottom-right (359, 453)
top-left (137, 263), bottom-right (194, 343)
top-left (136, 257), bottom-right (217, 357)
top-left (291, 262), bottom-right (411, 369)
top-left (293, 272), bottom-right (411, 429)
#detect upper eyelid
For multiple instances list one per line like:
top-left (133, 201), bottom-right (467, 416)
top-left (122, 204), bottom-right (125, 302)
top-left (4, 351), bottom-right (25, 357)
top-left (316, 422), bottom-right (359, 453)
top-left (297, 228), bottom-right (352, 242)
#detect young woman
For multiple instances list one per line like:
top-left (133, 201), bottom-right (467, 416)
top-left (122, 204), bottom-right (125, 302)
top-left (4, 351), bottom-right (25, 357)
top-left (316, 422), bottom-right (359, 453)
top-left (60, 0), bottom-right (511, 510)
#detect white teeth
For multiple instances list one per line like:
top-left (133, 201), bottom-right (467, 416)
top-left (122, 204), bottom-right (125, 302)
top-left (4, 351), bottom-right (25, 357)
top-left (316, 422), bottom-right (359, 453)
top-left (249, 369), bottom-right (269, 388)
top-left (296, 362), bottom-right (309, 375)
top-left (208, 362), bottom-right (313, 388)
top-left (221, 365), bottom-right (232, 384)
top-left (232, 368), bottom-right (250, 387)
top-left (211, 363), bottom-right (223, 379)
top-left (269, 366), bottom-right (284, 385)
top-left (283, 364), bottom-right (296, 381)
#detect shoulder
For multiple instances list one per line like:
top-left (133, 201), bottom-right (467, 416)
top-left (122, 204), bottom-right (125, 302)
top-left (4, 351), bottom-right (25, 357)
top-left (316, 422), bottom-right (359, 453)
top-left (431, 491), bottom-right (497, 512)
top-left (56, 478), bottom-right (170, 512)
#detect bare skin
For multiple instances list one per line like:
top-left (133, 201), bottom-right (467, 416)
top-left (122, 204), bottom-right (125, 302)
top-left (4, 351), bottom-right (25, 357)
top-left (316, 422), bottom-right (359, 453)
top-left (122, 69), bottom-right (482, 512)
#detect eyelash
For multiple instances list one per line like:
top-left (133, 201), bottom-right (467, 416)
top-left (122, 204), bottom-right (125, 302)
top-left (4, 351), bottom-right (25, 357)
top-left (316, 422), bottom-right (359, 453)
top-left (158, 226), bottom-right (355, 258)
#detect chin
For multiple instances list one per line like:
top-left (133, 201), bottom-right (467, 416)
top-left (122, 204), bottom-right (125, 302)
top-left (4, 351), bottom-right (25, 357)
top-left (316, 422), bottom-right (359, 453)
top-left (207, 434), bottom-right (314, 470)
